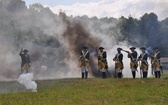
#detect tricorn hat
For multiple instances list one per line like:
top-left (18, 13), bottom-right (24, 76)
top-left (83, 46), bottom-right (88, 49)
top-left (130, 47), bottom-right (136, 49)
top-left (117, 47), bottom-right (122, 51)
top-left (23, 49), bottom-right (28, 52)
top-left (140, 47), bottom-right (146, 50)
top-left (99, 47), bottom-right (104, 50)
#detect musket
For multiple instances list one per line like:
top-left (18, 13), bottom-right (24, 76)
top-left (122, 49), bottom-right (130, 53)
top-left (151, 70), bottom-right (154, 75)
top-left (160, 65), bottom-right (163, 73)
top-left (151, 60), bottom-right (154, 76)
top-left (122, 49), bottom-right (139, 72)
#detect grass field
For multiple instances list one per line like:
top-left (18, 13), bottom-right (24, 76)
top-left (0, 71), bottom-right (168, 105)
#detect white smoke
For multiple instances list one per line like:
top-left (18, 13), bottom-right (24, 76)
top-left (0, 0), bottom-right (155, 82)
top-left (18, 73), bottom-right (37, 92)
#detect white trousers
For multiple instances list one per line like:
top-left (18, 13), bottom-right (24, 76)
top-left (131, 68), bottom-right (137, 71)
top-left (81, 66), bottom-right (88, 73)
top-left (100, 68), bottom-right (106, 72)
top-left (116, 68), bottom-right (122, 73)
top-left (152, 67), bottom-right (160, 72)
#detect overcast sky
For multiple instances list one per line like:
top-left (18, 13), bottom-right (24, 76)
top-left (24, 0), bottom-right (168, 20)
top-left (24, 0), bottom-right (100, 7)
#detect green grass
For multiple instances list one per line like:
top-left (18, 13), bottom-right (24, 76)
top-left (0, 73), bottom-right (168, 105)
top-left (161, 70), bottom-right (168, 78)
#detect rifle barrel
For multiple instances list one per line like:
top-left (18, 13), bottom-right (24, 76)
top-left (122, 50), bottom-right (129, 53)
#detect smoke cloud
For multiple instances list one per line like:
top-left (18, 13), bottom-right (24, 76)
top-left (59, 13), bottom-right (103, 77)
top-left (0, 0), bottom-right (153, 82)
top-left (18, 73), bottom-right (37, 92)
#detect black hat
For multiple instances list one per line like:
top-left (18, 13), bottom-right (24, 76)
top-left (140, 47), bottom-right (146, 50)
top-left (130, 47), bottom-right (136, 49)
top-left (99, 47), bottom-right (104, 50)
top-left (117, 47), bottom-right (122, 51)
top-left (83, 46), bottom-right (88, 49)
top-left (23, 49), bottom-right (28, 52)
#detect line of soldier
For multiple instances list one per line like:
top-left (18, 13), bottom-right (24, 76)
top-left (79, 46), bottom-right (162, 79)
top-left (19, 46), bottom-right (162, 79)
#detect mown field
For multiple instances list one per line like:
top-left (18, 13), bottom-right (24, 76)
top-left (0, 71), bottom-right (168, 105)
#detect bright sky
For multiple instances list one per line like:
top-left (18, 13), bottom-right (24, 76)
top-left (24, 0), bottom-right (100, 7)
top-left (24, 0), bottom-right (168, 20)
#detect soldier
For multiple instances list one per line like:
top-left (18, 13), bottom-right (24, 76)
top-left (98, 47), bottom-right (108, 79)
top-left (79, 46), bottom-right (90, 79)
top-left (138, 47), bottom-right (148, 78)
top-left (19, 49), bottom-right (31, 74)
top-left (122, 47), bottom-right (138, 78)
top-left (151, 47), bottom-right (162, 78)
top-left (113, 48), bottom-right (124, 78)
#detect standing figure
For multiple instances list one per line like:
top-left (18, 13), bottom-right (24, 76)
top-left (79, 46), bottom-right (90, 79)
top-left (19, 49), bottom-right (31, 74)
top-left (151, 47), bottom-right (162, 78)
top-left (113, 48), bottom-right (124, 78)
top-left (138, 47), bottom-right (148, 78)
top-left (98, 47), bottom-right (108, 79)
top-left (122, 47), bottom-right (138, 78)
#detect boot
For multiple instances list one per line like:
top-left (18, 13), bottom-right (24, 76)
top-left (102, 72), bottom-right (104, 78)
top-left (132, 71), bottom-right (136, 79)
top-left (85, 72), bottom-right (88, 79)
top-left (82, 73), bottom-right (84, 79)
top-left (143, 72), bottom-right (147, 78)
top-left (118, 73), bottom-right (122, 78)
top-left (104, 72), bottom-right (107, 79)
top-left (146, 72), bottom-right (148, 78)
top-left (154, 72), bottom-right (157, 78)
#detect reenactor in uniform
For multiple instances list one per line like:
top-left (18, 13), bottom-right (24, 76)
top-left (113, 48), bottom-right (124, 78)
top-left (151, 47), bottom-right (162, 78)
top-left (138, 47), bottom-right (148, 78)
top-left (98, 47), bottom-right (108, 79)
top-left (19, 49), bottom-right (31, 74)
top-left (79, 46), bottom-right (90, 79)
top-left (122, 47), bottom-right (138, 78)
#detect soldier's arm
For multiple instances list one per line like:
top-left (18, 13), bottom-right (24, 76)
top-left (98, 55), bottom-right (101, 61)
top-left (87, 52), bottom-right (90, 60)
top-left (122, 50), bottom-right (129, 53)
top-left (127, 52), bottom-right (132, 58)
top-left (103, 52), bottom-right (107, 59)
top-left (133, 51), bottom-right (138, 58)
top-left (157, 53), bottom-right (161, 59)
top-left (79, 51), bottom-right (83, 59)
top-left (113, 55), bottom-right (117, 61)
top-left (144, 53), bottom-right (148, 60)
top-left (19, 49), bottom-right (23, 56)
top-left (138, 55), bottom-right (142, 61)
top-left (120, 54), bottom-right (123, 61)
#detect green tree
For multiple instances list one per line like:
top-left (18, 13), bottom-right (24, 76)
top-left (139, 13), bottom-right (160, 47)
